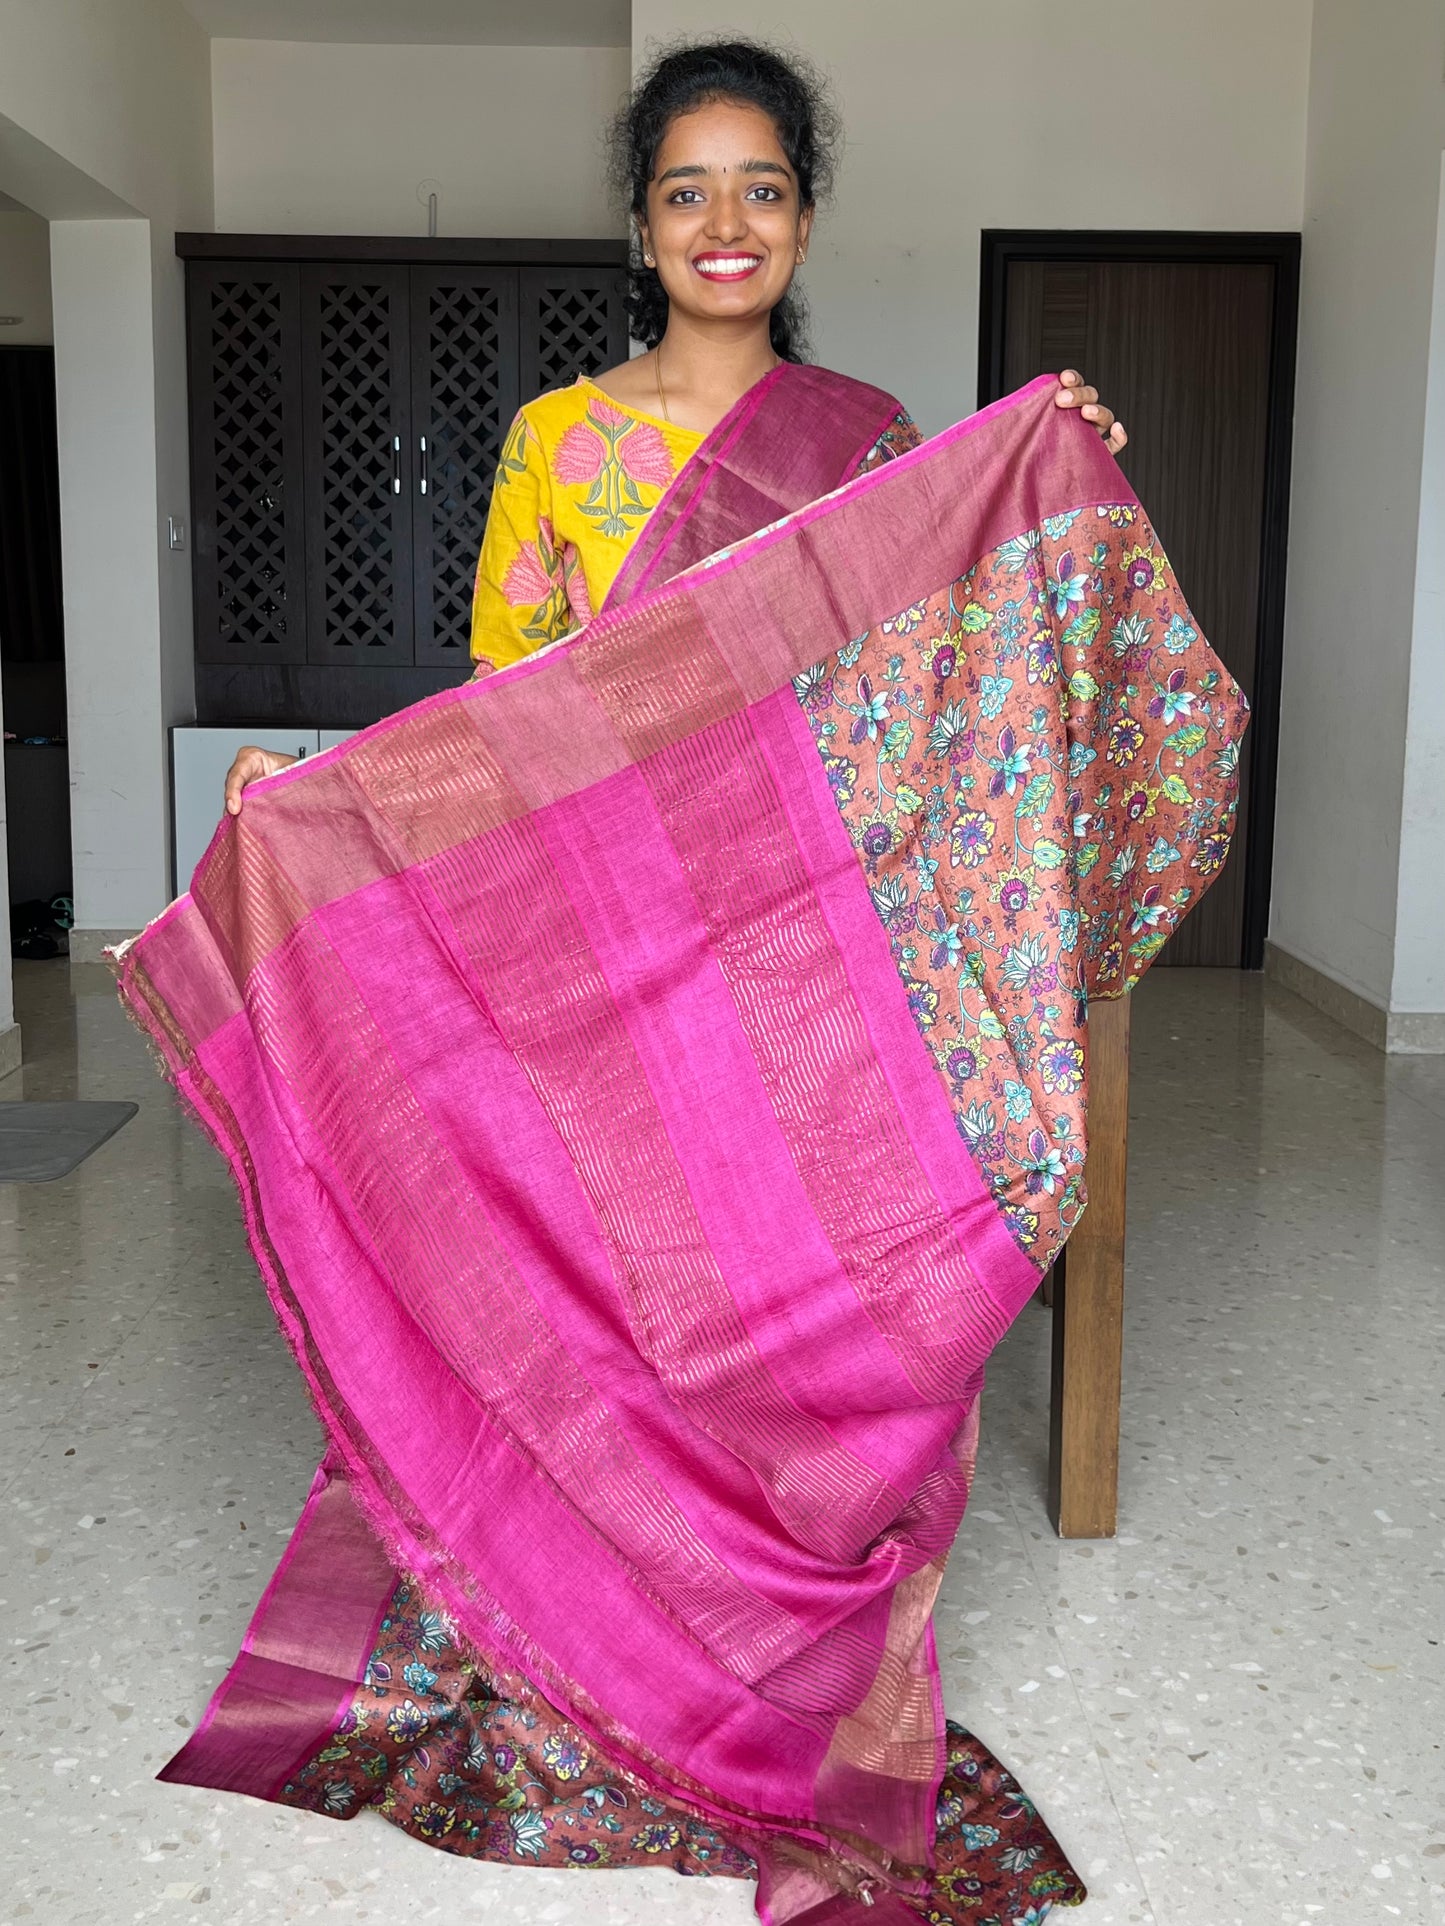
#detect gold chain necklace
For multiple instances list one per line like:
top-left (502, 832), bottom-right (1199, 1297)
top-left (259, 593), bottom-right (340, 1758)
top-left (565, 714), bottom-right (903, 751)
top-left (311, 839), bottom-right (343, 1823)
top-left (654, 342), bottom-right (671, 424)
top-left (655, 341), bottom-right (782, 429)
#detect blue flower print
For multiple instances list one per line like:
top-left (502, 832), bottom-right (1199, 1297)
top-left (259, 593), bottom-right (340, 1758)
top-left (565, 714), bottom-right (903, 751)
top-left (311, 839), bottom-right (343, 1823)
top-left (987, 724), bottom-right (1031, 798)
top-left (979, 672), bottom-right (1013, 719)
top-left (923, 904), bottom-right (962, 969)
top-left (1046, 550), bottom-right (1089, 617)
top-left (1164, 612), bottom-right (1199, 654)
top-left (849, 674), bottom-right (889, 744)
top-left (413, 1611), bottom-right (450, 1653)
top-left (508, 1808), bottom-right (549, 1857)
top-left (402, 1661), bottom-right (438, 1696)
top-left (1021, 1128), bottom-right (1067, 1196)
top-left (1148, 666), bottom-right (1195, 724)
top-left (960, 1822), bottom-right (1001, 1849)
top-left (994, 597), bottom-right (1028, 646)
top-left (1003, 1079), bottom-right (1033, 1123)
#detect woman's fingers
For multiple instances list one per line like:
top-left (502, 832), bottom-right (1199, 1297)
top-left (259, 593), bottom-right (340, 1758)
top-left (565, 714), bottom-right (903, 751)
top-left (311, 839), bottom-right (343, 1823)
top-left (1055, 371), bottom-right (1128, 452)
top-left (224, 747), bottom-right (259, 816)
top-left (223, 746), bottom-right (297, 815)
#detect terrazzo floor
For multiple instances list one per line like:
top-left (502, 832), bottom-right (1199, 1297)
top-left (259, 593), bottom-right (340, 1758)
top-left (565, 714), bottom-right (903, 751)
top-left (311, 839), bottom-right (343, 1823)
top-left (1, 960), bottom-right (1442, 1925)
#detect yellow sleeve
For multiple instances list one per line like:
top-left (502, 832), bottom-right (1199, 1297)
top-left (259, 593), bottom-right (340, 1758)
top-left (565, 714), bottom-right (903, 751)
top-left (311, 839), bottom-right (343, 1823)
top-left (469, 411), bottom-right (568, 674)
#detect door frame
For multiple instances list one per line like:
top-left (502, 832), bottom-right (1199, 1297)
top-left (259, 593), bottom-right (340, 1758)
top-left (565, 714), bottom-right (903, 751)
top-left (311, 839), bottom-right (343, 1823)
top-left (977, 230), bottom-right (1300, 971)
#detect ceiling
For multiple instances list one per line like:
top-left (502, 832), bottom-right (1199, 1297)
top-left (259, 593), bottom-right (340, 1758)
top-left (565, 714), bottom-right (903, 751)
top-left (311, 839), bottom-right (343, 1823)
top-left (178, 0), bottom-right (629, 46)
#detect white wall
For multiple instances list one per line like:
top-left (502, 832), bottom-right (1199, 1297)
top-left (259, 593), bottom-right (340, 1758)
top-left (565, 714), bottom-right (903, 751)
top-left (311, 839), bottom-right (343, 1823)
top-left (0, 0), bottom-right (212, 938)
top-left (0, 208), bottom-right (51, 341)
top-left (632, 0), bottom-right (1312, 432)
top-left (51, 222), bottom-right (171, 929)
top-left (1394, 153), bottom-right (1445, 1022)
top-left (212, 41), bottom-right (630, 237)
top-left (1271, 0), bottom-right (1445, 1026)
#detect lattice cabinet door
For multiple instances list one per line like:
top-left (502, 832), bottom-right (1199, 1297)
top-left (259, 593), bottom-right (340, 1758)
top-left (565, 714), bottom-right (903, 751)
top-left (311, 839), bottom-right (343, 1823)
top-left (410, 268), bottom-right (520, 669)
top-left (188, 264), bottom-right (308, 665)
top-left (300, 265), bottom-right (415, 665)
top-left (518, 268), bottom-right (629, 402)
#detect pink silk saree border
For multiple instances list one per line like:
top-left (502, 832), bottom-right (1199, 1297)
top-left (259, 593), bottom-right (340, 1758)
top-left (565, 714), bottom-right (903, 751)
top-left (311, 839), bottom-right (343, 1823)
top-left (158, 1457), bottom-right (396, 1798)
top-left (604, 362), bottom-right (903, 611)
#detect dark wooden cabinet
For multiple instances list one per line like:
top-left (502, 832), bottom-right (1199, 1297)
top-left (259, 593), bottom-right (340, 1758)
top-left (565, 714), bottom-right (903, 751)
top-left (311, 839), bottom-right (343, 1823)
top-left (181, 237), bottom-right (628, 723)
top-left (187, 261), bottom-right (308, 669)
top-left (411, 267), bottom-right (520, 670)
top-left (301, 264), bottom-right (416, 668)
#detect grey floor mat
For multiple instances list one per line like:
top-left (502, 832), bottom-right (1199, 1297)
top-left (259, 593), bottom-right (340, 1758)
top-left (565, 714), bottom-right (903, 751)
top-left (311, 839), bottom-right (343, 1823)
top-left (0, 1101), bottom-right (139, 1181)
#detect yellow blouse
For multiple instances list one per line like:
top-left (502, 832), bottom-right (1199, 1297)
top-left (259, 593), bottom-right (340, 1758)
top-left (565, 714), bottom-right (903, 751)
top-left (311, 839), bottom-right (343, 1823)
top-left (469, 378), bottom-right (702, 673)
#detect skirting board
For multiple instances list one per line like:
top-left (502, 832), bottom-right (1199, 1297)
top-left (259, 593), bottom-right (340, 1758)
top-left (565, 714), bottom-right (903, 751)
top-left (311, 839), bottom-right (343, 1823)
top-left (69, 929), bottom-right (140, 966)
top-left (1264, 942), bottom-right (1445, 1054)
top-left (0, 1022), bottom-right (21, 1080)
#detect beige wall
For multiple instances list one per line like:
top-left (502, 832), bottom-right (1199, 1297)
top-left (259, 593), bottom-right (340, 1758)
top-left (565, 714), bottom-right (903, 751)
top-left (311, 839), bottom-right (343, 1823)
top-left (1398, 155), bottom-right (1445, 1022)
top-left (632, 0), bottom-right (1312, 432)
top-left (0, 0), bottom-right (212, 935)
top-left (212, 40), bottom-right (630, 237)
top-left (1272, 0), bottom-right (1445, 1023)
top-left (0, 208), bottom-right (51, 341)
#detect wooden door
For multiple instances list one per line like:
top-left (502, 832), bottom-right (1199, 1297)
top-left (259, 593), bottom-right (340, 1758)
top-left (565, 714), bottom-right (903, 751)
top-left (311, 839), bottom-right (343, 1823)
top-left (188, 263), bottom-right (308, 666)
top-left (300, 265), bottom-right (415, 667)
top-left (981, 238), bottom-right (1297, 968)
top-left (410, 268), bottom-right (520, 670)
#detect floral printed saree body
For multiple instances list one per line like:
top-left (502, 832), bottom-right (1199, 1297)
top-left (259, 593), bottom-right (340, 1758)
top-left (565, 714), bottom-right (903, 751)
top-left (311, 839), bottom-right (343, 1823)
top-left (114, 369), bottom-right (1246, 1924)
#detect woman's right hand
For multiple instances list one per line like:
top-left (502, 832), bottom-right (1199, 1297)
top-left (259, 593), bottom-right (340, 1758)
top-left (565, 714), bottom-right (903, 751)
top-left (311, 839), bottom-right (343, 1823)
top-left (224, 745), bottom-right (299, 816)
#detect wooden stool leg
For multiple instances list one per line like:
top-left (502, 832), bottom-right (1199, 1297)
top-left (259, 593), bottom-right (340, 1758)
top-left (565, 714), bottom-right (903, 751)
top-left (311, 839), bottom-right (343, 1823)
top-left (1048, 994), bottom-right (1130, 1539)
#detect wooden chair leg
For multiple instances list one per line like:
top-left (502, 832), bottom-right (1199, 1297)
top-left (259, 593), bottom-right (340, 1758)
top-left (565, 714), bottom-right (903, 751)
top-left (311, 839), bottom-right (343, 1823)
top-left (1048, 994), bottom-right (1130, 1539)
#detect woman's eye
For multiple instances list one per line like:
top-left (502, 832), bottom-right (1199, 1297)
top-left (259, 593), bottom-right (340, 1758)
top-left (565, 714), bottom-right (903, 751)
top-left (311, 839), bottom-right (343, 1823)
top-left (669, 189), bottom-right (703, 205)
top-left (747, 186), bottom-right (783, 202)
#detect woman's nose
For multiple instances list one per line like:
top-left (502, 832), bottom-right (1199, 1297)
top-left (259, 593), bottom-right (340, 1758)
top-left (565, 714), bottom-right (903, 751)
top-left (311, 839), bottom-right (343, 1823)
top-left (705, 192), bottom-right (749, 244)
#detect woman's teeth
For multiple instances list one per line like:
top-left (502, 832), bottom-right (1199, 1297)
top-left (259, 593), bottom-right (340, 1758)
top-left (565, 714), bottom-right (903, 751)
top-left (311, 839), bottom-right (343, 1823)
top-left (694, 257), bottom-right (762, 278)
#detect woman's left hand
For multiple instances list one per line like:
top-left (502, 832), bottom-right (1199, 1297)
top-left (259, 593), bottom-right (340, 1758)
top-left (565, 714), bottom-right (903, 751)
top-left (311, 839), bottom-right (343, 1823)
top-left (1056, 370), bottom-right (1128, 455)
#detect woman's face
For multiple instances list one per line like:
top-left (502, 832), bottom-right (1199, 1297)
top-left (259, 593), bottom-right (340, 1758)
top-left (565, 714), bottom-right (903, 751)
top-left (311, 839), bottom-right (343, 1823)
top-left (638, 97), bottom-right (813, 334)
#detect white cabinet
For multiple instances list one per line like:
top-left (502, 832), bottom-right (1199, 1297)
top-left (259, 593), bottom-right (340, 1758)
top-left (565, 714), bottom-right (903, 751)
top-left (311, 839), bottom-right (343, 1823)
top-left (170, 726), bottom-right (318, 897)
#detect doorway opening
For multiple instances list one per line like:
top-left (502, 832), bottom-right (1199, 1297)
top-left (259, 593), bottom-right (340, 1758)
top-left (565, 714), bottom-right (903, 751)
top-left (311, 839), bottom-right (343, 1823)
top-left (0, 195), bottom-right (71, 963)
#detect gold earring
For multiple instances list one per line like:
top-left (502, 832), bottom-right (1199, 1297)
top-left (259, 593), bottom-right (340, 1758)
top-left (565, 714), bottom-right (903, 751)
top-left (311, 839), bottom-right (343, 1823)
top-left (644, 254), bottom-right (656, 267)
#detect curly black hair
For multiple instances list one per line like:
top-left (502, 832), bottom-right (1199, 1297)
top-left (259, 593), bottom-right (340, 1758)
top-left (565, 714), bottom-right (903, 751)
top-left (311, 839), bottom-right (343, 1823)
top-left (607, 39), bottom-right (841, 364)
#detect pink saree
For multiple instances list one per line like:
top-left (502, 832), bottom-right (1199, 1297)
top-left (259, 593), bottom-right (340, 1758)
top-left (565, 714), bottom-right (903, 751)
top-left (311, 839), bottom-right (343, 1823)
top-left (115, 369), bottom-right (1246, 1923)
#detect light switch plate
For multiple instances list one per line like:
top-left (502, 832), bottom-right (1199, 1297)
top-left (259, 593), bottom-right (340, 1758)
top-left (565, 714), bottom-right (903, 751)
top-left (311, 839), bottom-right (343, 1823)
top-left (168, 517), bottom-right (186, 551)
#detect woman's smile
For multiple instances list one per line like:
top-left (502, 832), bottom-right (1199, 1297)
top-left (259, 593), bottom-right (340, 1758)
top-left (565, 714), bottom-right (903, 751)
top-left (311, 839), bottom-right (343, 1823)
top-left (692, 251), bottom-right (765, 280)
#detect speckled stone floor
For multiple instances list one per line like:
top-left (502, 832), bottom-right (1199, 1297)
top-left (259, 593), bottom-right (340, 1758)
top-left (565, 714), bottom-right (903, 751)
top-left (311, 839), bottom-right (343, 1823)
top-left (1, 961), bottom-right (1441, 1925)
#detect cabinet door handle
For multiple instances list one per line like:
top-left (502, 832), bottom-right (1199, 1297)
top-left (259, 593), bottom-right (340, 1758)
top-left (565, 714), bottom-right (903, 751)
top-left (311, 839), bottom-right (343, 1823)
top-left (391, 434), bottom-right (401, 496)
top-left (419, 434), bottom-right (429, 497)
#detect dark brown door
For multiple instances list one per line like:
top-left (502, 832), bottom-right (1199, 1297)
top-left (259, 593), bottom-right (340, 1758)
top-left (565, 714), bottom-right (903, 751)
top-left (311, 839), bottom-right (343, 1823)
top-left (301, 264), bottom-right (415, 666)
top-left (410, 268), bottom-right (520, 669)
top-left (982, 238), bottom-right (1297, 968)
